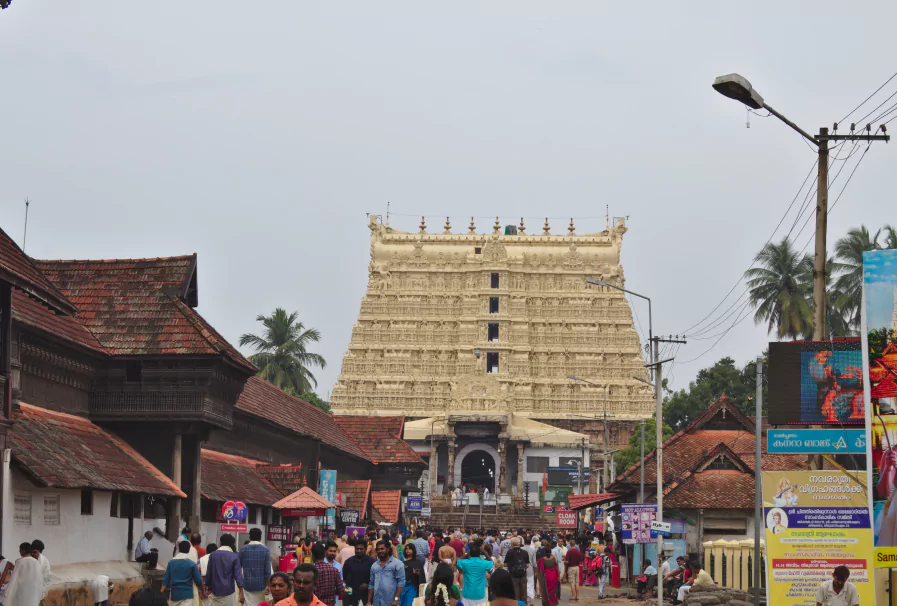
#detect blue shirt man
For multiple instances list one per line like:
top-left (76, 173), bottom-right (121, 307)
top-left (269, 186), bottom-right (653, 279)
top-left (162, 542), bottom-right (202, 602)
top-left (368, 541), bottom-right (405, 606)
top-left (456, 544), bottom-right (494, 602)
top-left (412, 532), bottom-right (430, 565)
top-left (205, 534), bottom-right (245, 603)
top-left (239, 528), bottom-right (272, 594)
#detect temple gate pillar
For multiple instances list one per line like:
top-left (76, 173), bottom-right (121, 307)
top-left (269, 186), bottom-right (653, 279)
top-left (516, 442), bottom-right (525, 498)
top-left (429, 439), bottom-right (439, 498)
top-left (499, 438), bottom-right (509, 494)
top-left (446, 438), bottom-right (456, 491)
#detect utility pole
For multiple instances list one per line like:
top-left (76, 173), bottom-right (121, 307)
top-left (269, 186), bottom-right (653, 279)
top-left (754, 357), bottom-right (764, 606)
top-left (813, 129), bottom-right (830, 341)
top-left (579, 438), bottom-right (585, 495)
top-left (603, 385), bottom-right (609, 491)
top-left (639, 419), bottom-right (645, 503)
top-left (652, 336), bottom-right (686, 606)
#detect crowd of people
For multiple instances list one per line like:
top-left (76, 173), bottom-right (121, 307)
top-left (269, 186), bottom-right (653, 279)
top-left (129, 524), bottom-right (625, 606)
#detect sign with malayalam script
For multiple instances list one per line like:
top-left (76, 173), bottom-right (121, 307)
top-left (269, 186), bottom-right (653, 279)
top-left (767, 428), bottom-right (866, 454)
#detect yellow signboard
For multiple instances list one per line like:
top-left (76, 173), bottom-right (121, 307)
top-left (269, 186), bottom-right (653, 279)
top-left (762, 471), bottom-right (874, 606)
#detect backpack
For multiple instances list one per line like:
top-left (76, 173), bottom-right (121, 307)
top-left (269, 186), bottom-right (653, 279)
top-left (129, 588), bottom-right (168, 606)
top-left (508, 548), bottom-right (527, 578)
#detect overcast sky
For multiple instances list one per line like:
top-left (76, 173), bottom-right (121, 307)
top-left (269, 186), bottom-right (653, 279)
top-left (2, 1), bottom-right (896, 398)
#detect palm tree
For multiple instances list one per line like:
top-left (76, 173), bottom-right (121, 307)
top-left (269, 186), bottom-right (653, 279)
top-left (883, 225), bottom-right (897, 249)
top-left (239, 308), bottom-right (326, 394)
top-left (744, 237), bottom-right (813, 339)
top-left (833, 226), bottom-right (881, 331)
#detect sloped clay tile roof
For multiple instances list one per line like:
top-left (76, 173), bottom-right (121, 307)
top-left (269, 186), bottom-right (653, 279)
top-left (11, 403), bottom-right (184, 497)
top-left (568, 493), bottom-right (619, 510)
top-left (336, 479), bottom-right (372, 518)
top-left (33, 255), bottom-right (254, 372)
top-left (257, 464), bottom-right (304, 496)
top-left (273, 486), bottom-right (335, 510)
top-left (0, 228), bottom-right (76, 315)
top-left (200, 449), bottom-right (284, 506)
top-left (236, 377), bottom-right (369, 461)
top-left (664, 471), bottom-right (755, 509)
top-left (12, 289), bottom-right (107, 354)
top-left (371, 490), bottom-right (401, 523)
top-left (333, 416), bottom-right (425, 465)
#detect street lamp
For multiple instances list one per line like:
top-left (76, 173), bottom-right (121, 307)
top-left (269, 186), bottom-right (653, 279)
top-left (585, 277), bottom-right (663, 606)
top-left (712, 73), bottom-right (889, 341)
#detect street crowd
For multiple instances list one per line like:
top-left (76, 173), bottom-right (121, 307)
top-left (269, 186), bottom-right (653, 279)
top-left (127, 525), bottom-right (633, 606)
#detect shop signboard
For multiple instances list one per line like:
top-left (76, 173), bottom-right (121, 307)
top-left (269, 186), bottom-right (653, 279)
top-left (340, 509), bottom-right (361, 525)
top-left (767, 428), bottom-right (866, 454)
top-left (319, 470), bottom-right (337, 528)
top-left (556, 511), bottom-right (577, 527)
top-left (267, 525), bottom-right (292, 541)
top-left (407, 496), bottom-right (423, 511)
top-left (220, 524), bottom-right (247, 533)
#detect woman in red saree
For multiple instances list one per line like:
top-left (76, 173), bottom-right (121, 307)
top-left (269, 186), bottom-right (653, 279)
top-left (537, 548), bottom-right (559, 606)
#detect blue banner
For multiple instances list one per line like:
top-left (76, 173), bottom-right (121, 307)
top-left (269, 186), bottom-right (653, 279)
top-left (407, 496), bottom-right (422, 511)
top-left (319, 469), bottom-right (337, 528)
top-left (767, 428), bottom-right (866, 454)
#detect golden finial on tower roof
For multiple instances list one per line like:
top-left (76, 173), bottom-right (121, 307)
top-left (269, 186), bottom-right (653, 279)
top-left (543, 217), bottom-right (551, 235)
top-left (419, 216), bottom-right (427, 233)
top-left (568, 217), bottom-right (575, 234)
top-left (493, 216), bottom-right (501, 234)
top-left (469, 217), bottom-right (476, 233)
top-left (444, 217), bottom-right (452, 234)
top-left (519, 217), bottom-right (526, 234)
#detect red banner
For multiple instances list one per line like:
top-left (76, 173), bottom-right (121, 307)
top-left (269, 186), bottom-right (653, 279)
top-left (220, 524), bottom-right (248, 532)
top-left (281, 508), bottom-right (325, 517)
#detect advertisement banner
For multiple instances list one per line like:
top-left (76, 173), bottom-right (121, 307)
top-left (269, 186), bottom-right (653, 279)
top-left (762, 471), bottom-right (874, 606)
top-left (621, 503), bottom-right (656, 544)
top-left (407, 496), bottom-right (423, 511)
top-left (767, 428), bottom-right (867, 454)
top-left (863, 248), bottom-right (897, 594)
top-left (319, 469), bottom-right (337, 528)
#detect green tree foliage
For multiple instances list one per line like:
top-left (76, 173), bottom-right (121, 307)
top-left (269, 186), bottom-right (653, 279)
top-left (239, 308), bottom-right (326, 394)
top-left (868, 328), bottom-right (897, 363)
top-left (614, 413), bottom-right (674, 472)
top-left (744, 237), bottom-right (813, 340)
top-left (283, 386), bottom-right (333, 413)
top-left (663, 356), bottom-right (768, 429)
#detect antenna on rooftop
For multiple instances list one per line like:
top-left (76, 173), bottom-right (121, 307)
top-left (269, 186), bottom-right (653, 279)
top-left (386, 201), bottom-right (390, 227)
top-left (605, 204), bottom-right (609, 229)
top-left (23, 198), bottom-right (30, 253)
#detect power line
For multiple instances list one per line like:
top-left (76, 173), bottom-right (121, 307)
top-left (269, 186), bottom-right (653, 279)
top-left (838, 71), bottom-right (897, 125)
top-left (675, 158), bottom-right (818, 336)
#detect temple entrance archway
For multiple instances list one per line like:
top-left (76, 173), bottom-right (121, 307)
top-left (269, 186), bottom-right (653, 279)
top-left (455, 442), bottom-right (499, 492)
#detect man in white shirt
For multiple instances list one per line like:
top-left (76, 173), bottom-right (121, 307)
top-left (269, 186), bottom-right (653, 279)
top-left (816, 565), bottom-right (860, 606)
top-left (31, 539), bottom-right (51, 599)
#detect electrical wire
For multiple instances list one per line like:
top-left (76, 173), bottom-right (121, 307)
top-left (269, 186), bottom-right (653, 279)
top-left (675, 159), bottom-right (819, 336)
top-left (838, 71), bottom-right (897, 125)
top-left (852, 89), bottom-right (897, 128)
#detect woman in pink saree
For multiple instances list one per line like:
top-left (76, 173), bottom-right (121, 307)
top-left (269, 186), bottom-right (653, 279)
top-left (537, 548), bottom-right (559, 606)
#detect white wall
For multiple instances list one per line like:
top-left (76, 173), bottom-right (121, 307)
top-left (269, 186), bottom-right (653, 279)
top-left (6, 468), bottom-right (130, 566)
top-left (139, 518), bottom-right (282, 567)
top-left (522, 446), bottom-right (590, 495)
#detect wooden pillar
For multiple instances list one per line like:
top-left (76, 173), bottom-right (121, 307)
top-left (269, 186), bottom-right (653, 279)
top-left (167, 434), bottom-right (183, 541)
top-left (189, 436), bottom-right (202, 534)
top-left (429, 440), bottom-right (438, 499)
top-left (499, 438), bottom-right (509, 494)
top-left (446, 439), bottom-right (456, 492)
top-left (516, 442), bottom-right (525, 498)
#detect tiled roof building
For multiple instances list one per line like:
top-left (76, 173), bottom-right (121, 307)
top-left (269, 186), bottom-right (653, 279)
top-left (609, 395), bottom-right (810, 552)
top-left (200, 449), bottom-right (284, 506)
top-left (333, 416), bottom-right (424, 465)
top-left (371, 490), bottom-right (402, 523)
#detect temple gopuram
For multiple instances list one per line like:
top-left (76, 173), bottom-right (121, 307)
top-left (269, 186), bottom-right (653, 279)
top-left (331, 215), bottom-right (654, 498)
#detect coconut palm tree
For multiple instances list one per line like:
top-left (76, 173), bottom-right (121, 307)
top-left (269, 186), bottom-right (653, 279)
top-left (800, 255), bottom-right (852, 337)
top-left (239, 308), bottom-right (326, 394)
top-left (883, 225), bottom-right (897, 249)
top-left (833, 226), bottom-right (881, 331)
top-left (744, 237), bottom-right (814, 339)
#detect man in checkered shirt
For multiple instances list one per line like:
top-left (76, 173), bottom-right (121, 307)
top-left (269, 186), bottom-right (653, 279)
top-left (313, 542), bottom-right (346, 606)
top-left (239, 528), bottom-right (272, 606)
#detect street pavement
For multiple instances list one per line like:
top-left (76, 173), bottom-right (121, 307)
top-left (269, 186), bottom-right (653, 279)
top-left (555, 581), bottom-right (641, 606)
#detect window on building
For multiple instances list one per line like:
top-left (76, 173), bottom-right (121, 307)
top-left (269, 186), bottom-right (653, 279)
top-left (144, 495), bottom-right (164, 519)
top-left (110, 492), bottom-right (119, 518)
top-left (474, 247), bottom-right (482, 255)
top-left (14, 493), bottom-right (31, 526)
top-left (489, 297), bottom-right (499, 313)
top-left (44, 495), bottom-right (61, 525)
top-left (486, 352), bottom-right (499, 373)
top-left (248, 504), bottom-right (259, 525)
top-left (261, 507), bottom-right (269, 525)
top-left (527, 457), bottom-right (550, 474)
top-left (81, 488), bottom-right (94, 515)
top-left (487, 323), bottom-right (499, 342)
top-left (491, 273), bottom-right (500, 288)
top-left (125, 361), bottom-right (142, 383)
top-left (706, 456), bottom-right (740, 471)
